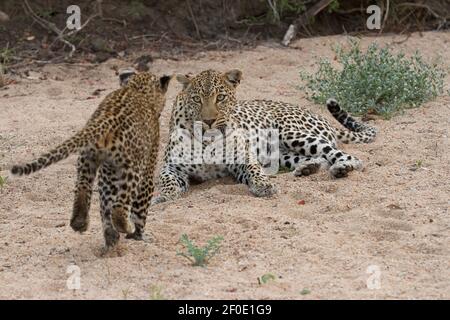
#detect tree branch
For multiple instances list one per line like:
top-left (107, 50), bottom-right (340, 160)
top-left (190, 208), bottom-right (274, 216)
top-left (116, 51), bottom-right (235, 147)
top-left (22, 0), bottom-right (100, 58)
top-left (281, 0), bottom-right (335, 46)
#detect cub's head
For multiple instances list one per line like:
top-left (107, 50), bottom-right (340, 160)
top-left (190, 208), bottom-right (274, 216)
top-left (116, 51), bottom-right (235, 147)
top-left (119, 69), bottom-right (171, 115)
top-left (176, 69), bottom-right (242, 129)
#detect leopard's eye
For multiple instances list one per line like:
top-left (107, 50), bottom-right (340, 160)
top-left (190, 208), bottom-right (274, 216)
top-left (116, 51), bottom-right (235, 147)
top-left (216, 94), bottom-right (226, 102)
top-left (192, 96), bottom-right (201, 103)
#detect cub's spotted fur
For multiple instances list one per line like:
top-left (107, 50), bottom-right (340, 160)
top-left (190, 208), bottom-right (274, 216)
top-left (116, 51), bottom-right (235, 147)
top-left (11, 72), bottom-right (171, 250)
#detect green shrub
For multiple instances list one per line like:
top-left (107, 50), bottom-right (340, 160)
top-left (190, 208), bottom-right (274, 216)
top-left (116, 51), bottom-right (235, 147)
top-left (177, 234), bottom-right (223, 267)
top-left (300, 39), bottom-right (446, 117)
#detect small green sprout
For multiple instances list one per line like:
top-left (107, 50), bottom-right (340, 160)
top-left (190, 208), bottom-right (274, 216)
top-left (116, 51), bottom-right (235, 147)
top-left (149, 285), bottom-right (165, 300)
top-left (0, 175), bottom-right (8, 188)
top-left (177, 234), bottom-right (223, 267)
top-left (258, 273), bottom-right (276, 284)
top-left (300, 288), bottom-right (311, 295)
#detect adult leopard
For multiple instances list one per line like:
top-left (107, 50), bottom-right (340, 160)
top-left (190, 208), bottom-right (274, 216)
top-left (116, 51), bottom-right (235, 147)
top-left (150, 69), bottom-right (377, 204)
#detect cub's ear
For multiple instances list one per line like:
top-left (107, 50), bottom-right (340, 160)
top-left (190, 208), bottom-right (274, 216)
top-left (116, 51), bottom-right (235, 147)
top-left (119, 68), bottom-right (137, 86)
top-left (223, 69), bottom-right (242, 88)
top-left (159, 75), bottom-right (172, 93)
top-left (176, 74), bottom-right (192, 89)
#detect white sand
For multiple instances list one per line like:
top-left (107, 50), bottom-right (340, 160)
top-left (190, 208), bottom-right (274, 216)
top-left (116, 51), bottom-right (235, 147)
top-left (0, 31), bottom-right (449, 299)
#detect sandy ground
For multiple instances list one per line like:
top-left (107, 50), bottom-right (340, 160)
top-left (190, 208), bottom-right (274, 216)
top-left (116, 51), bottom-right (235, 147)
top-left (0, 32), bottom-right (449, 300)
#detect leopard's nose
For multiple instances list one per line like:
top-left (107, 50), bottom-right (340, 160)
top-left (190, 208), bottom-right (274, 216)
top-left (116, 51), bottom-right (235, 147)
top-left (203, 119), bottom-right (216, 127)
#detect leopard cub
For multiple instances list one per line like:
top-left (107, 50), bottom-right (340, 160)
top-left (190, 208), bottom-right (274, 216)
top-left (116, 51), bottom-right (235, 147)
top-left (11, 71), bottom-right (171, 250)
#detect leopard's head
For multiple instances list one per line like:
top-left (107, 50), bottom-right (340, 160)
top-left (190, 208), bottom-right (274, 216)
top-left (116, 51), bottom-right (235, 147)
top-left (176, 69), bottom-right (242, 129)
top-left (119, 70), bottom-right (172, 115)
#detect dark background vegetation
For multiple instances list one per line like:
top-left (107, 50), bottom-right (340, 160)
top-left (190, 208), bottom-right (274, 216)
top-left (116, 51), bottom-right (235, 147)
top-left (0, 0), bottom-right (449, 64)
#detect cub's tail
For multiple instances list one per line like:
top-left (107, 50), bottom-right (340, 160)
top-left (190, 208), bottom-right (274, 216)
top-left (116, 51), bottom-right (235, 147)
top-left (326, 98), bottom-right (377, 144)
top-left (11, 128), bottom-right (103, 176)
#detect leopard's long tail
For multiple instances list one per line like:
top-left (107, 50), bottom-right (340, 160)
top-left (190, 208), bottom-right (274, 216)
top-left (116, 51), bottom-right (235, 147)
top-left (326, 98), bottom-right (377, 144)
top-left (11, 128), bottom-right (106, 176)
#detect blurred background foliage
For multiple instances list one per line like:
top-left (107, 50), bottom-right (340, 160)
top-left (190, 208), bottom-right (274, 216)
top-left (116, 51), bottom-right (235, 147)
top-left (0, 0), bottom-right (448, 60)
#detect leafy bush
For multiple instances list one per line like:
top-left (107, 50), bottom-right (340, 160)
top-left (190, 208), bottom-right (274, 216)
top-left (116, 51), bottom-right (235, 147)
top-left (300, 39), bottom-right (446, 117)
top-left (177, 234), bottom-right (223, 267)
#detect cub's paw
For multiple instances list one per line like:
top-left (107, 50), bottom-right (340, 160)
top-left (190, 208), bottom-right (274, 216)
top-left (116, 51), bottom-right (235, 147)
top-left (71, 191), bottom-right (90, 232)
top-left (70, 214), bottom-right (89, 233)
top-left (111, 207), bottom-right (135, 234)
top-left (102, 226), bottom-right (120, 253)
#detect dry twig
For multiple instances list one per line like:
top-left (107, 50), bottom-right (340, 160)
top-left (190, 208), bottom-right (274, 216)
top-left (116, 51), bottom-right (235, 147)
top-left (379, 0), bottom-right (390, 34)
top-left (22, 0), bottom-right (100, 57)
top-left (281, 0), bottom-right (334, 46)
top-left (396, 2), bottom-right (448, 30)
top-left (186, 0), bottom-right (202, 40)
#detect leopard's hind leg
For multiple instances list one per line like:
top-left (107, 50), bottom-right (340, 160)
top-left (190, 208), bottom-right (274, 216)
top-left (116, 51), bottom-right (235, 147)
top-left (282, 133), bottom-right (362, 178)
top-left (312, 143), bottom-right (363, 178)
top-left (126, 163), bottom-right (154, 242)
top-left (98, 163), bottom-right (120, 250)
top-left (327, 152), bottom-right (363, 178)
top-left (280, 152), bottom-right (329, 177)
top-left (110, 157), bottom-right (138, 235)
top-left (71, 149), bottom-right (99, 233)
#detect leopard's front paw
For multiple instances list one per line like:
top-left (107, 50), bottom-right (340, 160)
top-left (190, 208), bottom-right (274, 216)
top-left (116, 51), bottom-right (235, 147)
top-left (151, 194), bottom-right (170, 205)
top-left (249, 181), bottom-right (277, 197)
top-left (151, 187), bottom-right (185, 205)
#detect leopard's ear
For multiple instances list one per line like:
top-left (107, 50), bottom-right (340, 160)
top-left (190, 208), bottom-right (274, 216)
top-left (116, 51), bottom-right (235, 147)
top-left (176, 74), bottom-right (192, 90)
top-left (119, 68), bottom-right (137, 86)
top-left (159, 75), bottom-right (172, 93)
top-left (223, 69), bottom-right (242, 88)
